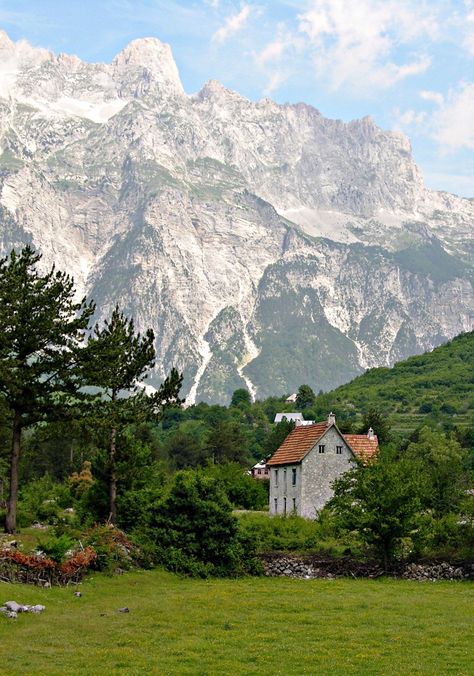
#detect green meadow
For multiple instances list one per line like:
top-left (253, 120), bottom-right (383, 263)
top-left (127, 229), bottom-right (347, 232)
top-left (0, 571), bottom-right (472, 675)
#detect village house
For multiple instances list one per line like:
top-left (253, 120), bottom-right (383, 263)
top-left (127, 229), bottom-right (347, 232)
top-left (266, 413), bottom-right (378, 519)
top-left (274, 412), bottom-right (315, 426)
top-left (250, 461), bottom-right (270, 480)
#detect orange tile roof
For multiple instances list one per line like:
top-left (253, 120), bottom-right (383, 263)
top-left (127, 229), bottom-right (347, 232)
top-left (266, 422), bottom-right (328, 466)
top-left (266, 421), bottom-right (379, 466)
top-left (342, 434), bottom-right (379, 461)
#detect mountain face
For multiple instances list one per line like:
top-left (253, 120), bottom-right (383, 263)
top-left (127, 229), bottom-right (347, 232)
top-left (0, 31), bottom-right (473, 403)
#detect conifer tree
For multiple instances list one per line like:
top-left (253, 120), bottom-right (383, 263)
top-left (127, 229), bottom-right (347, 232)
top-left (0, 246), bottom-right (94, 533)
top-left (82, 305), bottom-right (182, 523)
top-left (296, 384), bottom-right (316, 410)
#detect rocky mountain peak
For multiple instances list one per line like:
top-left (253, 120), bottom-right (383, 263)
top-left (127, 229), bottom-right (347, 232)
top-left (0, 29), bottom-right (14, 52)
top-left (0, 32), bottom-right (472, 404)
top-left (112, 37), bottom-right (184, 97)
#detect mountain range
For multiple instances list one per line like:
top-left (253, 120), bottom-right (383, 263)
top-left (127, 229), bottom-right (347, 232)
top-left (0, 30), bottom-right (472, 403)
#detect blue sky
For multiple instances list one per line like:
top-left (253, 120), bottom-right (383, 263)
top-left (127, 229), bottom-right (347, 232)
top-left (1, 0), bottom-right (474, 197)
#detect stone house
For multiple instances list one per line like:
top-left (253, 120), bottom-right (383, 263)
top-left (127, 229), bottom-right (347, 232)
top-left (266, 413), bottom-right (378, 519)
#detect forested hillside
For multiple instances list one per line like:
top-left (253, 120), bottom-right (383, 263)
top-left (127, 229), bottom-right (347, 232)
top-left (310, 331), bottom-right (473, 432)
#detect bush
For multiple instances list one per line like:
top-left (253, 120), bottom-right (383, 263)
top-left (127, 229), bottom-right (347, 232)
top-left (81, 524), bottom-right (139, 573)
top-left (202, 462), bottom-right (269, 510)
top-left (236, 510), bottom-right (358, 556)
top-left (151, 470), bottom-right (260, 577)
top-left (16, 475), bottom-right (72, 526)
top-left (37, 534), bottom-right (75, 564)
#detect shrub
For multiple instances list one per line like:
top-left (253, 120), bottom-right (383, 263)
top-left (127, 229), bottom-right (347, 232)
top-left (37, 534), bottom-right (75, 564)
top-left (151, 469), bottom-right (260, 577)
top-left (81, 524), bottom-right (139, 573)
top-left (17, 475), bottom-right (72, 526)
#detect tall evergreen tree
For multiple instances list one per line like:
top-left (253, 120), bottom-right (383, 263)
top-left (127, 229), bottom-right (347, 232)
top-left (82, 305), bottom-right (182, 523)
top-left (296, 384), bottom-right (316, 410)
top-left (0, 246), bottom-right (94, 533)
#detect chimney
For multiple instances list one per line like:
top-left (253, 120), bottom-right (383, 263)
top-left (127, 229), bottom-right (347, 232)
top-left (367, 427), bottom-right (375, 440)
top-left (327, 412), bottom-right (336, 427)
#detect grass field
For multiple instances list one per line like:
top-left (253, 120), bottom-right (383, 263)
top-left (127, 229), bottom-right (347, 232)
top-left (0, 571), bottom-right (473, 675)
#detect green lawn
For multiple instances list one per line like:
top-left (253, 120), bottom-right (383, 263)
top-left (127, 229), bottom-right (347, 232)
top-left (0, 571), bottom-right (472, 675)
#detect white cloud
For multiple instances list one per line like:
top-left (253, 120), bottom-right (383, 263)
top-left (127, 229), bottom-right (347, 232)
top-left (462, 8), bottom-right (474, 55)
top-left (420, 90), bottom-right (444, 105)
top-left (256, 39), bottom-right (287, 67)
top-left (212, 5), bottom-right (252, 45)
top-left (263, 69), bottom-right (288, 95)
top-left (431, 82), bottom-right (474, 151)
top-left (254, 24), bottom-right (304, 96)
top-left (396, 109), bottom-right (427, 126)
top-left (297, 0), bottom-right (437, 91)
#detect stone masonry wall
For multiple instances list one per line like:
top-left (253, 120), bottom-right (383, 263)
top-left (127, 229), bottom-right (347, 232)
top-left (300, 426), bottom-right (354, 518)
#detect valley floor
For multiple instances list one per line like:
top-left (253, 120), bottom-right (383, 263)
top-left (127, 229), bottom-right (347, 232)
top-left (0, 570), bottom-right (472, 674)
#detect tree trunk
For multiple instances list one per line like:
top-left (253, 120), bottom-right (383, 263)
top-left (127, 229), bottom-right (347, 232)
top-left (109, 425), bottom-right (117, 525)
top-left (5, 411), bottom-right (22, 534)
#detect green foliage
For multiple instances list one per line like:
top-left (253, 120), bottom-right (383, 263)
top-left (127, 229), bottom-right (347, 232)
top-left (296, 384), bottom-right (316, 410)
top-left (359, 407), bottom-right (391, 443)
top-left (421, 512), bottom-right (474, 561)
top-left (230, 388), bottom-right (252, 409)
top-left (330, 452), bottom-right (428, 569)
top-left (262, 419), bottom-right (295, 458)
top-left (312, 331), bottom-right (474, 431)
top-left (80, 304), bottom-right (183, 522)
top-left (37, 533), bottom-right (75, 564)
top-left (0, 245), bottom-right (95, 532)
top-left (404, 427), bottom-right (467, 516)
top-left (206, 419), bottom-right (250, 465)
top-left (237, 510), bottom-right (360, 556)
top-left (202, 462), bottom-right (269, 510)
top-left (81, 524), bottom-right (138, 573)
top-left (393, 239), bottom-right (469, 284)
top-left (151, 470), bottom-right (259, 577)
top-left (17, 475), bottom-right (72, 527)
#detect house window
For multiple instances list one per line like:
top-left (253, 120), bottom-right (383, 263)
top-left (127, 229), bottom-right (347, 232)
top-left (283, 469), bottom-right (287, 489)
top-left (274, 498), bottom-right (278, 513)
top-left (336, 446), bottom-right (343, 455)
top-left (283, 497), bottom-right (287, 515)
top-left (257, 469), bottom-right (261, 474)
top-left (319, 445), bottom-right (325, 453)
top-left (274, 469), bottom-right (278, 486)
top-left (292, 468), bottom-right (297, 486)
top-left (292, 498), bottom-right (296, 512)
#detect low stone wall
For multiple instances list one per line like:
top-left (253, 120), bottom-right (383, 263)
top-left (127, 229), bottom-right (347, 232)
top-left (259, 553), bottom-right (474, 581)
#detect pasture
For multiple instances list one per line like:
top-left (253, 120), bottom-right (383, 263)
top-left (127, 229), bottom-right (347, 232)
top-left (0, 570), bottom-right (472, 674)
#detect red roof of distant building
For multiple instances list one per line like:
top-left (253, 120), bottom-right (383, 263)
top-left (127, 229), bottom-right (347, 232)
top-left (266, 420), bottom-right (378, 466)
top-left (267, 422), bottom-right (327, 466)
top-left (342, 434), bottom-right (379, 460)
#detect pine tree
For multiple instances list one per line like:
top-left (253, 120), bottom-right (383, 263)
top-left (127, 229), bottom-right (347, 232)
top-left (82, 305), bottom-right (182, 523)
top-left (0, 246), bottom-right (95, 533)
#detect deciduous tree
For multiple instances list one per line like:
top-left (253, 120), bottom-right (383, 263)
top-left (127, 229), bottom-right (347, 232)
top-left (330, 453), bottom-right (427, 570)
